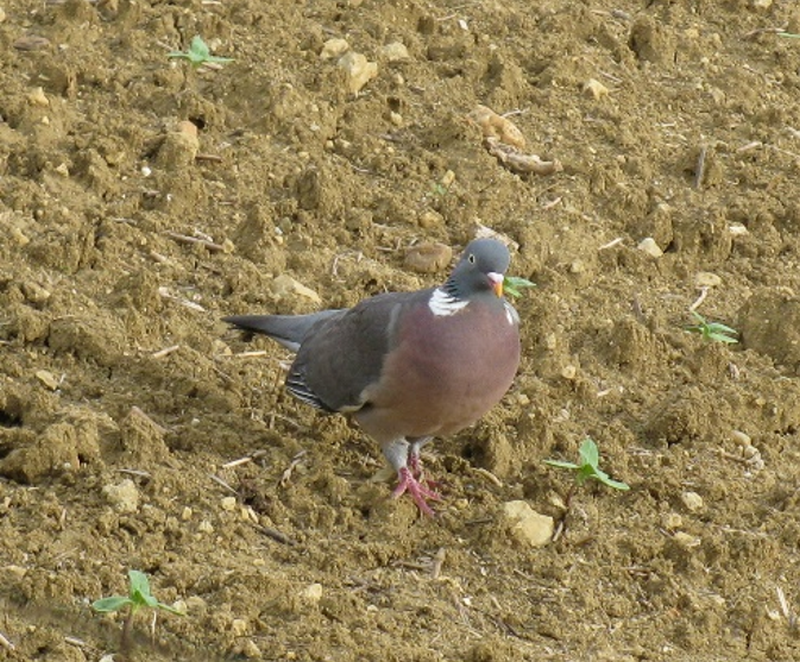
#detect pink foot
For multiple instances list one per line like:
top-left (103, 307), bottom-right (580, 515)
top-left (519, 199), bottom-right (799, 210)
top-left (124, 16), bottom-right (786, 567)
top-left (391, 467), bottom-right (441, 517)
top-left (408, 452), bottom-right (444, 491)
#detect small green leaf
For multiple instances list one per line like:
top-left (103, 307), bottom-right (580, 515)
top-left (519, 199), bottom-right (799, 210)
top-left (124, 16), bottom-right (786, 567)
top-left (156, 602), bottom-right (186, 616)
top-left (504, 275), bottom-right (536, 298)
top-left (598, 474), bottom-right (631, 491)
top-left (686, 311), bottom-right (738, 344)
top-left (778, 32), bottom-right (800, 39)
top-left (544, 437), bottom-right (629, 491)
top-left (578, 438), bottom-right (600, 468)
top-left (92, 595), bottom-right (132, 613)
top-left (127, 570), bottom-right (152, 601)
top-left (168, 35), bottom-right (234, 67)
top-left (543, 459), bottom-right (580, 470)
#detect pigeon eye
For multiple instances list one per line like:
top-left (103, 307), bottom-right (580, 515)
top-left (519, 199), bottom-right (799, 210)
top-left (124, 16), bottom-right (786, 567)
top-left (468, 254), bottom-right (476, 264)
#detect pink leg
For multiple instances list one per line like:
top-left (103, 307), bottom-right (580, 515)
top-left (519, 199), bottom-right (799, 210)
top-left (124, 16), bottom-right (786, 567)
top-left (391, 467), bottom-right (441, 517)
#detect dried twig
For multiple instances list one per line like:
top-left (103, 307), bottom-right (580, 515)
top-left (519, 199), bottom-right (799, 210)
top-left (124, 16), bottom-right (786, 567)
top-left (209, 473), bottom-right (238, 495)
top-left (689, 286), bottom-right (708, 312)
top-left (280, 451), bottom-right (308, 488)
top-left (694, 145), bottom-right (707, 189)
top-left (152, 344), bottom-right (180, 359)
top-left (777, 585), bottom-right (798, 631)
top-left (431, 547), bottom-right (446, 579)
top-left (254, 523), bottom-right (296, 546)
top-left (598, 237), bottom-right (625, 250)
top-left (0, 631), bottom-right (15, 650)
top-left (164, 230), bottom-right (226, 253)
top-left (222, 449), bottom-right (269, 469)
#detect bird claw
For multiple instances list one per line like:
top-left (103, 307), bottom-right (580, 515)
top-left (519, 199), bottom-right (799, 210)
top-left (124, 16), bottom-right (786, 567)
top-left (392, 467), bottom-right (441, 517)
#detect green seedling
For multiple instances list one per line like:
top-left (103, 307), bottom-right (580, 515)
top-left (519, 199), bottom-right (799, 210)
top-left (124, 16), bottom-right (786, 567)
top-left (686, 311), bottom-right (738, 344)
top-left (778, 32), bottom-right (800, 39)
top-left (545, 437), bottom-right (630, 491)
top-left (168, 35), bottom-right (234, 67)
top-left (503, 275), bottom-right (536, 298)
top-left (93, 570), bottom-right (183, 653)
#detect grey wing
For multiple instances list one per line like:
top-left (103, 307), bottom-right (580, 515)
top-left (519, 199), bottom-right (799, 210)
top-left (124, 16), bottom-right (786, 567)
top-left (224, 310), bottom-right (346, 352)
top-left (287, 291), bottom-right (422, 413)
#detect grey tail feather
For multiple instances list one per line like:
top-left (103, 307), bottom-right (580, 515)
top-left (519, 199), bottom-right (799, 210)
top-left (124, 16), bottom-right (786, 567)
top-left (223, 310), bottom-right (344, 352)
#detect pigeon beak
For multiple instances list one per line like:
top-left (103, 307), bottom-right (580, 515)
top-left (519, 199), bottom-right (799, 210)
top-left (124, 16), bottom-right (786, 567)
top-left (488, 272), bottom-right (504, 298)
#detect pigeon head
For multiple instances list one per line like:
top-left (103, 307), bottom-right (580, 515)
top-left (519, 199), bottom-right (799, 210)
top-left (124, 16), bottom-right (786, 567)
top-left (444, 238), bottom-right (511, 300)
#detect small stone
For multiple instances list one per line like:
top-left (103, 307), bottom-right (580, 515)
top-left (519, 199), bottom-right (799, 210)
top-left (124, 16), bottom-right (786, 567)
top-left (467, 105), bottom-right (526, 149)
top-left (181, 506), bottom-right (193, 520)
top-left (55, 163), bottom-right (70, 177)
top-left (561, 365), bottom-right (577, 380)
top-left (176, 120), bottom-right (198, 139)
top-left (663, 512), bottom-right (683, 530)
top-left (729, 223), bottom-right (749, 236)
top-left (185, 596), bottom-right (207, 611)
top-left (171, 600), bottom-right (188, 615)
top-left (751, 0), bottom-right (772, 8)
top-left (382, 41), bottom-right (410, 62)
top-left (404, 242), bottom-right (453, 274)
top-left (673, 531), bottom-right (701, 548)
top-left (231, 619), bottom-right (249, 636)
top-left (102, 479), bottom-right (140, 513)
top-left (0, 8), bottom-right (6, 22)
top-left (220, 496), bottom-right (237, 511)
top-left (198, 519), bottom-right (214, 533)
top-left (730, 429), bottom-right (752, 447)
top-left (389, 111), bottom-right (403, 126)
top-left (21, 280), bottom-right (52, 304)
top-left (3, 565), bottom-right (28, 579)
top-left (501, 500), bottom-right (554, 547)
top-left (637, 237), bottom-right (663, 257)
top-left (27, 87), bottom-right (49, 107)
top-left (337, 51), bottom-right (378, 94)
top-left (35, 370), bottom-right (60, 391)
top-left (681, 491), bottom-right (704, 512)
top-left (569, 260), bottom-right (585, 274)
top-left (694, 271), bottom-right (722, 288)
top-left (299, 583), bottom-right (323, 605)
top-left (417, 209), bottom-right (444, 229)
top-left (156, 127), bottom-right (199, 170)
top-left (582, 78), bottom-right (609, 100)
top-left (270, 274), bottom-right (322, 303)
top-left (439, 169), bottom-right (456, 188)
top-left (320, 38), bottom-right (349, 60)
top-left (10, 227), bottom-right (30, 246)
top-left (239, 640), bottom-right (262, 659)
top-left (14, 35), bottom-right (50, 51)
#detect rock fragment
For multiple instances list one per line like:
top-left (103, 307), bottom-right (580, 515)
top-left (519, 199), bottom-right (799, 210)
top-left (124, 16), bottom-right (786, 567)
top-left (338, 51), bottom-right (378, 94)
top-left (637, 237), bottom-right (663, 257)
top-left (103, 479), bottom-right (140, 513)
top-left (404, 242), bottom-right (453, 274)
top-left (270, 274), bottom-right (322, 303)
top-left (582, 78), bottom-right (609, 100)
top-left (501, 500), bottom-right (554, 547)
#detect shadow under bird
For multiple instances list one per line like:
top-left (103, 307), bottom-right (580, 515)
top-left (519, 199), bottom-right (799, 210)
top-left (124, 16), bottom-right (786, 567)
top-left (224, 238), bottom-right (521, 516)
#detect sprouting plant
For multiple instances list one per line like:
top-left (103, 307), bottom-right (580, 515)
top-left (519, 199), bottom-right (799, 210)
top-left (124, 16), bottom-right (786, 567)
top-left (168, 35), bottom-right (234, 67)
top-left (503, 275), bottom-right (536, 298)
top-left (430, 182), bottom-right (449, 197)
top-left (778, 32), bottom-right (800, 39)
top-left (544, 438), bottom-right (630, 491)
top-left (93, 570), bottom-right (184, 653)
top-left (686, 311), bottom-right (738, 344)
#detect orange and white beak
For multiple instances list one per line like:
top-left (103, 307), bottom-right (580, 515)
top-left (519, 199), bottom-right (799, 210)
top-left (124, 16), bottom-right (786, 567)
top-left (488, 272), bottom-right (504, 298)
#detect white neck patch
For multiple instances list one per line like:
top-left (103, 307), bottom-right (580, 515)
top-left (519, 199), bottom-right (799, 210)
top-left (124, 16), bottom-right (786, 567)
top-left (428, 288), bottom-right (469, 317)
top-left (504, 300), bottom-right (519, 326)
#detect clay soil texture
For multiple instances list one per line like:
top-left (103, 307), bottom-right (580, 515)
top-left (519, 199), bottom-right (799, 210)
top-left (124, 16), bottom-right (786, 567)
top-left (3, 0), bottom-right (800, 660)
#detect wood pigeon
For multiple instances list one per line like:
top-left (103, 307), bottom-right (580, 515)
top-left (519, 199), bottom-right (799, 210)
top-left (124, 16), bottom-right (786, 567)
top-left (224, 238), bottom-right (521, 515)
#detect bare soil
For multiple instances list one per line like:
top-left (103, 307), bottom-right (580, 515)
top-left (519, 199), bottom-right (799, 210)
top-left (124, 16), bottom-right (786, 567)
top-left (3, 1), bottom-right (800, 660)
